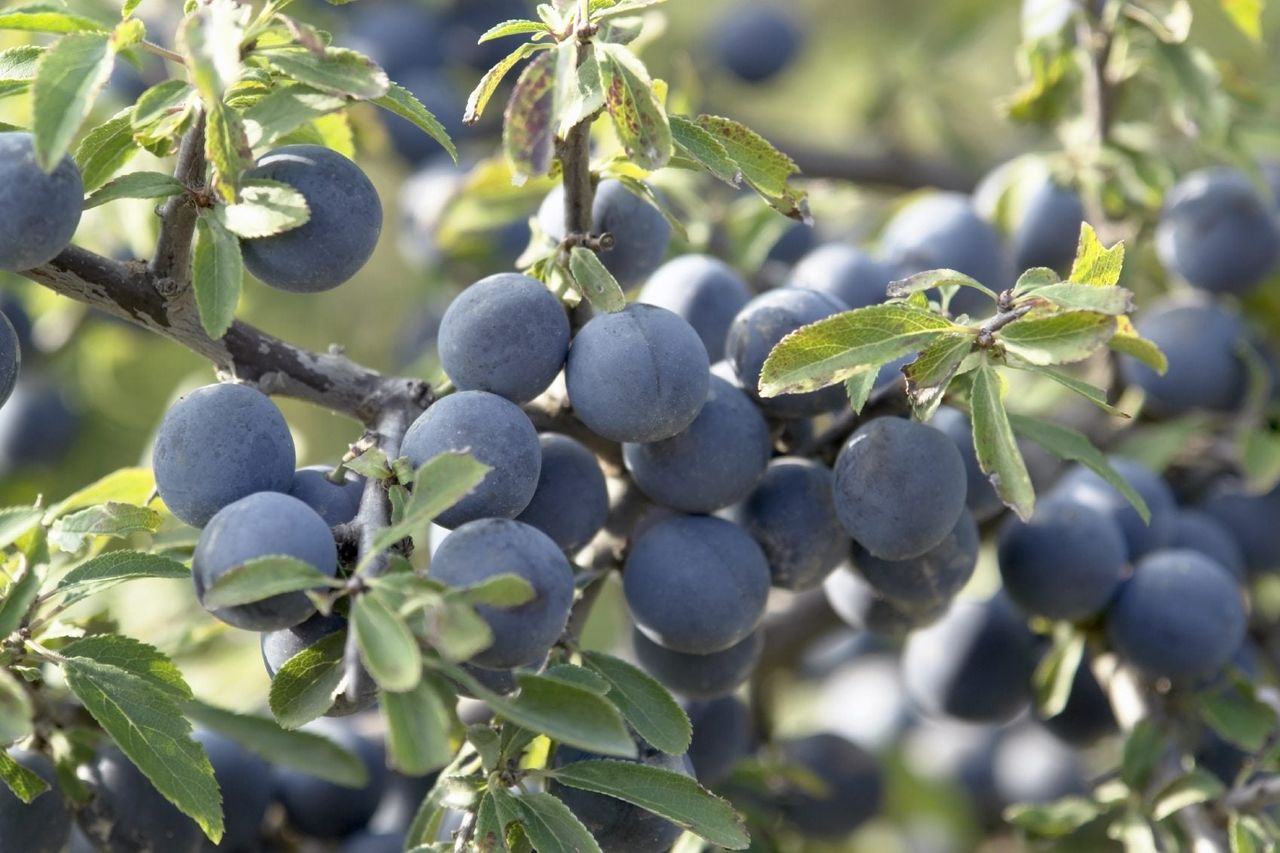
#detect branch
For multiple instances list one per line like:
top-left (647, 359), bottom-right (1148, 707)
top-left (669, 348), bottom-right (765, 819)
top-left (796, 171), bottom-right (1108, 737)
top-left (151, 111), bottom-right (206, 285)
top-left (778, 140), bottom-right (978, 193)
top-left (1223, 775), bottom-right (1280, 814)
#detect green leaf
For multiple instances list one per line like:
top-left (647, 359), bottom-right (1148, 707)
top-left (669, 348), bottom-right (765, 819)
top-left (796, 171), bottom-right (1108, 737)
top-left (1197, 686), bottom-right (1278, 752)
top-left (996, 311), bottom-right (1116, 366)
top-left (268, 629), bottom-right (346, 729)
top-left (669, 115), bottom-right (739, 185)
top-left (451, 573), bottom-right (537, 608)
top-left (1228, 812), bottom-right (1270, 853)
top-left (0, 749), bottom-right (48, 803)
top-left (130, 80), bottom-right (194, 156)
top-left (474, 790), bottom-right (512, 852)
top-left (121, 0), bottom-right (143, 18)
top-left (1151, 768), bottom-right (1225, 821)
top-left (46, 467), bottom-right (155, 520)
top-left (368, 452), bottom-right (490, 556)
top-left (543, 664), bottom-right (611, 695)
top-left (1012, 267), bottom-right (1059, 294)
top-left (1220, 0), bottom-right (1264, 42)
top-left (73, 111), bottom-right (139, 190)
top-left (1033, 625), bottom-right (1084, 719)
top-left (479, 19), bottom-right (550, 42)
top-left (84, 170), bottom-right (184, 209)
top-left (1024, 283), bottom-right (1134, 315)
top-left (0, 563), bottom-right (39, 637)
top-left (421, 600), bottom-right (493, 663)
top-left (353, 589), bottom-right (421, 692)
top-left (1068, 223), bottom-right (1125, 287)
top-left (1110, 316), bottom-right (1168, 374)
top-left (262, 46), bottom-right (389, 100)
top-left (844, 368), bottom-right (878, 414)
top-left (502, 50), bottom-right (556, 184)
top-left (1005, 797), bottom-right (1101, 838)
top-left (904, 333), bottom-right (977, 419)
top-left (0, 506), bottom-right (44, 549)
top-left (552, 40), bottom-right (603, 136)
top-left (516, 791), bottom-right (604, 853)
top-left (548, 760), bottom-right (749, 849)
top-left (177, 0), bottom-right (243, 100)
top-left (568, 247), bottom-right (626, 313)
top-left (48, 502), bottom-right (161, 551)
top-left (32, 32), bottom-right (115, 171)
top-left (63, 657), bottom-right (223, 843)
top-left (62, 634), bottom-right (191, 700)
top-left (443, 664), bottom-right (637, 758)
top-left (182, 698), bottom-right (368, 787)
top-left (200, 555), bottom-right (336, 609)
top-left (1007, 414), bottom-right (1151, 523)
top-left (192, 214), bottom-right (243, 339)
top-left (759, 303), bottom-right (956, 397)
top-left (1022, 365), bottom-right (1130, 417)
top-left (242, 84), bottom-right (346, 150)
top-left (219, 179), bottom-right (310, 238)
top-left (203, 98), bottom-right (253, 202)
top-left (374, 82), bottom-right (457, 163)
top-left (382, 676), bottom-right (455, 775)
top-left (693, 114), bottom-right (795, 197)
top-left (466, 42), bottom-right (551, 126)
top-left (0, 44), bottom-right (44, 80)
top-left (971, 363), bottom-right (1035, 520)
top-left (0, 5), bottom-right (109, 34)
top-left (1121, 719), bottom-right (1164, 790)
top-left (887, 268), bottom-right (1000, 301)
top-left (345, 446), bottom-right (392, 481)
top-left (582, 652), bottom-right (691, 756)
top-left (0, 668), bottom-right (33, 745)
top-left (595, 41), bottom-right (671, 170)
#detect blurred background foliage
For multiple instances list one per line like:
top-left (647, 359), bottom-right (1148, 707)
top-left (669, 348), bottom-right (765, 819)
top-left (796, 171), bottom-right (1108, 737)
top-left (2, 1), bottom-right (1280, 848)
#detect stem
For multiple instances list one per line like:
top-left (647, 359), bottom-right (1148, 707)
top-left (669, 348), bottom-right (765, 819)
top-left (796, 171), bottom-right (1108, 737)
top-left (1223, 775), bottom-right (1280, 814)
top-left (1076, 6), bottom-right (1116, 154)
top-left (139, 41), bottom-right (186, 65)
top-left (453, 809), bottom-right (477, 853)
top-left (151, 112), bottom-right (206, 286)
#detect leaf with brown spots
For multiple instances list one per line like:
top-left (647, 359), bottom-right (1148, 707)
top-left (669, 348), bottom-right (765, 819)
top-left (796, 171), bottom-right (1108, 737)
top-left (594, 42), bottom-right (671, 170)
top-left (503, 50), bottom-right (556, 185)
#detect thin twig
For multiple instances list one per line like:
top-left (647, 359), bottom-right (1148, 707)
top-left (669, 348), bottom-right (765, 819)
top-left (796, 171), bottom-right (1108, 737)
top-left (151, 111), bottom-right (207, 286)
top-left (139, 40), bottom-right (186, 65)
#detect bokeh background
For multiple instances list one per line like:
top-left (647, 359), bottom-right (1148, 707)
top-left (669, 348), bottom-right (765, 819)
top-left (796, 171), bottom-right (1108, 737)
top-left (3, 1), bottom-right (1280, 850)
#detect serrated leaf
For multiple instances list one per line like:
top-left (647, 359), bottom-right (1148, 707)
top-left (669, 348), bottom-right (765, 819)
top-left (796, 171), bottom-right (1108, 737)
top-left (904, 333), bottom-right (977, 418)
top-left (0, 668), bottom-right (33, 744)
top-left (262, 46), bottom-right (389, 100)
top-left (693, 114), bottom-right (797, 200)
top-left (84, 170), bottom-right (184, 209)
top-left (759, 303), bottom-right (957, 396)
top-left (887, 268), bottom-right (1000, 301)
top-left (193, 214), bottom-right (243, 339)
top-left (480, 18), bottom-right (550, 42)
top-left (183, 698), bottom-right (367, 786)
top-left (996, 311), bottom-right (1116, 366)
top-left (669, 115), bottom-right (739, 185)
top-left (353, 589), bottom-right (421, 692)
top-left (1151, 768), bottom-right (1225, 821)
top-left (544, 664), bottom-right (611, 694)
top-left (0, 45), bottom-right (43, 80)
top-left (49, 502), bottom-right (161, 551)
top-left (201, 554), bottom-right (336, 609)
top-left (568, 247), bottom-right (626, 313)
top-left (474, 791), bottom-right (511, 853)
top-left (844, 369), bottom-right (878, 414)
top-left (0, 749), bottom-right (47, 802)
top-left (1033, 626), bottom-right (1084, 719)
top-left (517, 791), bottom-right (604, 853)
top-left (0, 5), bottom-right (108, 34)
top-left (368, 452), bottom-right (490, 556)
top-left (1024, 365), bottom-right (1130, 417)
top-left (204, 98), bottom-right (253, 202)
top-left (32, 32), bottom-right (115, 171)
top-left (268, 629), bottom-right (346, 729)
top-left (549, 760), bottom-right (749, 849)
top-left (63, 634), bottom-right (191, 700)
top-left (595, 41), bottom-right (671, 170)
top-left (466, 42), bottom-right (551, 126)
top-left (57, 551), bottom-right (188, 598)
top-left (971, 363), bottom-right (1035, 520)
top-left (242, 83), bottom-right (346, 150)
top-left (1121, 719), bottom-right (1164, 790)
top-left (1110, 315), bottom-right (1168, 374)
top-left (345, 446), bottom-right (392, 480)
top-left (219, 179), bottom-right (310, 238)
top-left (74, 111), bottom-right (139, 190)
top-left (421, 599), bottom-right (492, 663)
top-left (374, 82), bottom-right (457, 163)
top-left (1026, 283), bottom-right (1134, 315)
top-left (1068, 223), bottom-right (1125, 287)
top-left (130, 79), bottom-right (194, 156)
top-left (1197, 687), bottom-right (1278, 752)
top-left (1012, 267), bottom-right (1059, 294)
top-left (0, 506), bottom-right (44, 550)
top-left (583, 652), bottom-right (691, 755)
top-left (1007, 414), bottom-right (1151, 522)
top-left (63, 658), bottom-right (223, 843)
top-left (503, 50), bottom-right (556, 184)
top-left (443, 664), bottom-right (637, 757)
top-left (1004, 797), bottom-right (1101, 838)
top-left (382, 676), bottom-right (454, 774)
